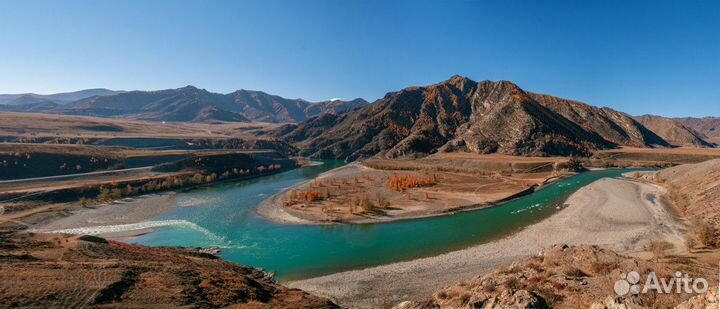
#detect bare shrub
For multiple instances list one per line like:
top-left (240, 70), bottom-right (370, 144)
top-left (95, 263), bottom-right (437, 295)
top-left (375, 192), bottom-right (390, 209)
top-left (648, 240), bottom-right (668, 262)
top-left (694, 220), bottom-right (718, 248)
top-left (685, 235), bottom-right (697, 253)
top-left (589, 260), bottom-right (614, 275)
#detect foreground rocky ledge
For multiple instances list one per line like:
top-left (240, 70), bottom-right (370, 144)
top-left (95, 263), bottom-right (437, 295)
top-left (394, 244), bottom-right (717, 309)
top-left (0, 232), bottom-right (339, 309)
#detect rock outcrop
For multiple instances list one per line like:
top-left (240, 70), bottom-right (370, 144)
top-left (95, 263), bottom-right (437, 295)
top-left (674, 289), bottom-right (718, 309)
top-left (393, 244), bottom-right (712, 309)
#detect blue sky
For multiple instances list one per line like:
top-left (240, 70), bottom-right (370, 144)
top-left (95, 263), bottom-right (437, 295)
top-left (0, 0), bottom-right (718, 117)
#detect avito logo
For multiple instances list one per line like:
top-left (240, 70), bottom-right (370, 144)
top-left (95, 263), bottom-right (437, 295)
top-left (614, 271), bottom-right (708, 296)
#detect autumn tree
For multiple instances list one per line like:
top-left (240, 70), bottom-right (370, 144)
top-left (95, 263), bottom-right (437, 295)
top-left (388, 174), bottom-right (436, 192)
top-left (97, 188), bottom-right (111, 203)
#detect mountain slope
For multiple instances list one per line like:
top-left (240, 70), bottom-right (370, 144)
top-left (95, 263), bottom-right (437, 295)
top-left (0, 100), bottom-right (61, 112)
top-left (280, 76), bottom-right (615, 160)
top-left (303, 98), bottom-right (368, 118)
top-left (640, 159), bottom-right (720, 237)
top-left (57, 86), bottom-right (240, 121)
top-left (529, 94), bottom-right (670, 147)
top-left (227, 90), bottom-right (366, 122)
top-left (674, 117), bottom-right (720, 143)
top-left (7, 86), bottom-right (368, 123)
top-left (634, 114), bottom-right (714, 147)
top-left (0, 88), bottom-right (122, 105)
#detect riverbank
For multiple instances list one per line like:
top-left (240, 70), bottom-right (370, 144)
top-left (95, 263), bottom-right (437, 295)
top-left (257, 161), bottom-right (570, 225)
top-left (29, 193), bottom-right (177, 240)
top-left (0, 161), bottom-right (303, 238)
top-left (287, 176), bottom-right (684, 308)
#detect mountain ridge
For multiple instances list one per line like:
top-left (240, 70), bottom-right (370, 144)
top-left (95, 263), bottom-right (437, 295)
top-left (634, 114), bottom-right (714, 147)
top-left (673, 117), bottom-right (720, 142)
top-left (528, 93), bottom-right (670, 147)
top-left (277, 75), bottom-right (697, 160)
top-left (279, 76), bottom-right (623, 160)
top-left (0, 88), bottom-right (123, 105)
top-left (0, 86), bottom-right (369, 123)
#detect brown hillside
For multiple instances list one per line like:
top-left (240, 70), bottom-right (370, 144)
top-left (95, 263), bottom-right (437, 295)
top-left (0, 233), bottom-right (339, 309)
top-left (394, 244), bottom-right (714, 309)
top-left (638, 159), bottom-right (720, 244)
top-left (634, 115), bottom-right (713, 147)
top-left (280, 76), bottom-right (621, 160)
top-left (529, 94), bottom-right (670, 147)
top-left (674, 117), bottom-right (720, 139)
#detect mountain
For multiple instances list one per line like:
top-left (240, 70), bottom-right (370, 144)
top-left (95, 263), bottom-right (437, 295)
top-left (303, 98), bottom-right (369, 118)
top-left (634, 115), bottom-right (714, 147)
top-left (2, 86), bottom-right (368, 123)
top-left (57, 86), bottom-right (242, 122)
top-left (278, 76), bottom-right (618, 160)
top-left (227, 90), bottom-right (367, 122)
top-left (0, 88), bottom-right (122, 105)
top-left (227, 90), bottom-right (310, 122)
top-left (673, 117), bottom-right (720, 143)
top-left (529, 94), bottom-right (670, 147)
top-left (0, 100), bottom-right (61, 112)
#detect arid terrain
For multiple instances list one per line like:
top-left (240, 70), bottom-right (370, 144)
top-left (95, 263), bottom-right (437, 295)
top-left (0, 113), bottom-right (301, 236)
top-left (394, 244), bottom-right (717, 309)
top-left (1, 76), bottom-right (719, 309)
top-left (3, 1), bottom-right (720, 307)
top-left (0, 232), bottom-right (339, 309)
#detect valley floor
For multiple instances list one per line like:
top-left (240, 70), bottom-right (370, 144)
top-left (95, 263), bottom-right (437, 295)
top-left (287, 176), bottom-right (685, 308)
top-left (4, 154), bottom-right (718, 308)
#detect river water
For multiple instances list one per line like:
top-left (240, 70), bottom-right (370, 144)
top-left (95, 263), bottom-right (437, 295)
top-left (132, 162), bottom-right (640, 280)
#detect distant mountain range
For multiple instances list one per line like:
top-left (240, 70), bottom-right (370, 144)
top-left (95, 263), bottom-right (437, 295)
top-left (276, 75), bottom-right (716, 160)
top-left (0, 89), bottom-right (123, 105)
top-left (0, 86), bottom-right (368, 123)
top-left (1, 77), bottom-right (716, 159)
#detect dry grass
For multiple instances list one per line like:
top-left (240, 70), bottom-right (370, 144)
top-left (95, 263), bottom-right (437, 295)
top-left (0, 111), bottom-right (281, 139)
top-left (427, 244), bottom-right (717, 309)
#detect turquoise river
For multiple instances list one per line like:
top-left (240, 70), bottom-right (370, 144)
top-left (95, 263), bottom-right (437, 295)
top-left (133, 162), bottom-right (642, 280)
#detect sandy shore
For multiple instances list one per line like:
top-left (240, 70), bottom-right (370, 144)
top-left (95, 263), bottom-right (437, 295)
top-left (287, 177), bottom-right (685, 308)
top-left (32, 193), bottom-right (177, 239)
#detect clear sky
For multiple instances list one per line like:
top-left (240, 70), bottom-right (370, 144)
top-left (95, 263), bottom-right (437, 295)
top-left (0, 0), bottom-right (718, 117)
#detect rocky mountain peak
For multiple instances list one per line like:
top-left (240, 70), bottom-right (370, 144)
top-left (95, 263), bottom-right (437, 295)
top-left (443, 74), bottom-right (477, 92)
top-left (280, 77), bottom-right (618, 160)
